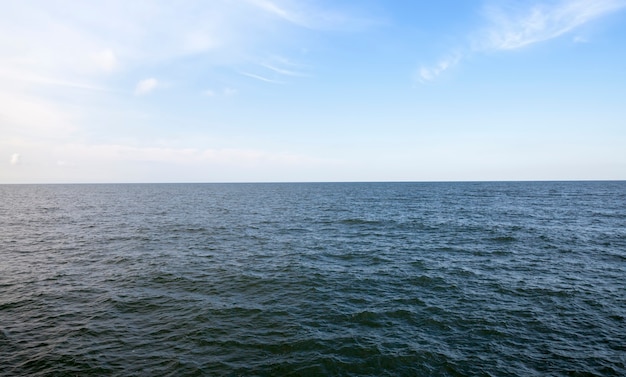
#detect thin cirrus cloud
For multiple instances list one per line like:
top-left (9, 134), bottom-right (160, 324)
top-left (481, 0), bottom-right (626, 50)
top-left (418, 0), bottom-right (626, 82)
top-left (246, 0), bottom-right (304, 26)
top-left (238, 55), bottom-right (310, 85)
top-left (0, 0), bottom-right (348, 94)
top-left (239, 59), bottom-right (308, 83)
top-left (416, 54), bottom-right (461, 83)
top-left (0, 0), bottom-right (367, 182)
top-left (244, 0), bottom-right (377, 31)
top-left (260, 63), bottom-right (308, 77)
top-left (239, 71), bottom-right (286, 84)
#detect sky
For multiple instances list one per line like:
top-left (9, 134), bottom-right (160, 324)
top-left (2, 0), bottom-right (626, 183)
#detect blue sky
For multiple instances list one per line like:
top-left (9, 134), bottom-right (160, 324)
top-left (2, 0), bottom-right (625, 183)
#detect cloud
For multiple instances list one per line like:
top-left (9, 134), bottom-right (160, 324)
top-left (239, 71), bottom-right (285, 84)
top-left (246, 0), bottom-right (303, 25)
top-left (239, 55), bottom-right (309, 84)
top-left (418, 0), bottom-right (626, 82)
top-left (10, 153), bottom-right (21, 165)
top-left (417, 54), bottom-right (461, 82)
top-left (134, 78), bottom-right (158, 95)
top-left (245, 0), bottom-right (382, 31)
top-left (480, 0), bottom-right (626, 51)
top-left (0, 1), bottom-right (353, 90)
top-left (0, 1), bottom-right (375, 182)
top-left (260, 63), bottom-right (307, 77)
top-left (0, 1), bottom-right (375, 99)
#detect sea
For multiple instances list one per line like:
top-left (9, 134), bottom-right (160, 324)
top-left (1, 181), bottom-right (625, 376)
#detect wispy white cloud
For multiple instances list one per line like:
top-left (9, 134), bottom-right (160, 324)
top-left (240, 55), bottom-right (311, 84)
top-left (418, 0), bottom-right (626, 82)
top-left (0, 0), bottom-right (363, 93)
top-left (239, 71), bottom-right (285, 84)
top-left (416, 54), bottom-right (461, 82)
top-left (480, 0), bottom-right (626, 50)
top-left (244, 0), bottom-right (380, 30)
top-left (246, 0), bottom-right (304, 26)
top-left (260, 63), bottom-right (308, 77)
top-left (134, 78), bottom-right (158, 95)
top-left (0, 1), bottom-right (376, 182)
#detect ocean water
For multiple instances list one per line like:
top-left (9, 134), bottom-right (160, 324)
top-left (1, 181), bottom-right (625, 376)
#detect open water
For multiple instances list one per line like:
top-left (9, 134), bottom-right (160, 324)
top-left (1, 181), bottom-right (625, 376)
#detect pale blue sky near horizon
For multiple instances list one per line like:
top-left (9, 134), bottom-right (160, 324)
top-left (2, 0), bottom-right (625, 183)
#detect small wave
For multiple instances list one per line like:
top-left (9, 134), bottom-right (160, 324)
top-left (490, 235), bottom-right (517, 242)
top-left (513, 285), bottom-right (576, 299)
top-left (339, 218), bottom-right (385, 226)
top-left (347, 310), bottom-right (385, 328)
top-left (2, 182), bottom-right (626, 376)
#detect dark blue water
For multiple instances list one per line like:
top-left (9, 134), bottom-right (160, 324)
top-left (1, 182), bottom-right (625, 376)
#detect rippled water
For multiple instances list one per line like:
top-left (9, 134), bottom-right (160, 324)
top-left (1, 182), bottom-right (625, 376)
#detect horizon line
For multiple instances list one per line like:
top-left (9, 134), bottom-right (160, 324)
top-left (1, 179), bottom-right (625, 185)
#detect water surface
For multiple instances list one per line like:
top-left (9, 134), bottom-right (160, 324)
top-left (1, 182), bottom-right (625, 376)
